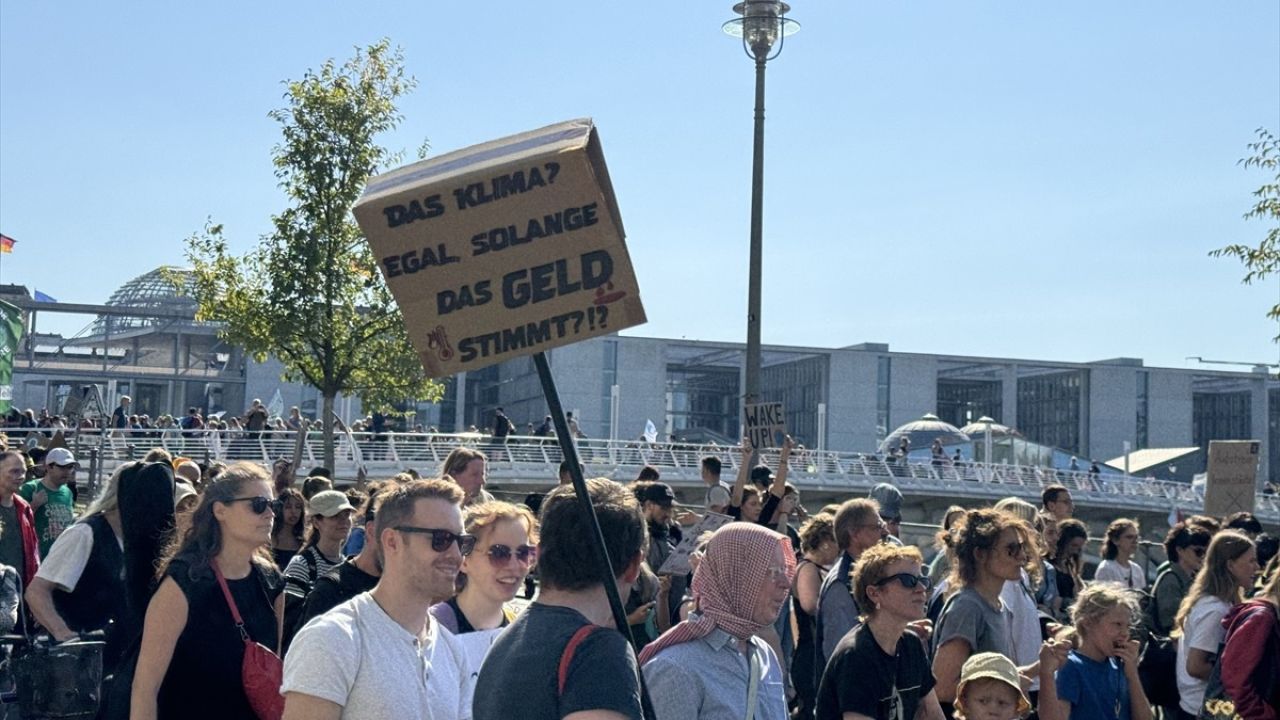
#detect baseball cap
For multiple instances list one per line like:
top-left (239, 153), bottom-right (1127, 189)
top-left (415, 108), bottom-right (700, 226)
top-left (637, 482), bottom-right (676, 507)
top-left (174, 482), bottom-right (197, 508)
top-left (309, 490), bottom-right (356, 518)
top-left (749, 466), bottom-right (775, 486)
top-left (956, 653), bottom-right (1031, 715)
top-left (868, 483), bottom-right (903, 521)
top-left (45, 448), bottom-right (78, 467)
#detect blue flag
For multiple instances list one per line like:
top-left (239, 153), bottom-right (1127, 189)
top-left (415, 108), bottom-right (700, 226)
top-left (33, 290), bottom-right (57, 303)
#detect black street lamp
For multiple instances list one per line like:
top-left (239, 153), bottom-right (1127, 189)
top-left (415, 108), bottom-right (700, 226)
top-left (723, 2), bottom-right (799, 417)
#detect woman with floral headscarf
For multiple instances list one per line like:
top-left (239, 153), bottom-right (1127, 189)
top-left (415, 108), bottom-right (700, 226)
top-left (640, 522), bottom-right (797, 720)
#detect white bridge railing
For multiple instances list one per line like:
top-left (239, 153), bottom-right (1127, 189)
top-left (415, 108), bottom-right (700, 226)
top-left (62, 429), bottom-right (1280, 522)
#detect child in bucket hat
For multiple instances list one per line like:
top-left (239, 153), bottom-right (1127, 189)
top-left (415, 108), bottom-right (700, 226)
top-left (955, 652), bottom-right (1031, 720)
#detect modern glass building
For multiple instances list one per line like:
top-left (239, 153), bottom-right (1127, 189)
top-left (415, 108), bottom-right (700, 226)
top-left (449, 336), bottom-right (1278, 487)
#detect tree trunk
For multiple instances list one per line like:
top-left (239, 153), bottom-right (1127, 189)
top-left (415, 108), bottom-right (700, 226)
top-left (322, 391), bottom-right (336, 474)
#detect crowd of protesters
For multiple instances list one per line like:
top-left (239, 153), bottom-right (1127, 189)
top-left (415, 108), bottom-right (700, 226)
top-left (1, 421), bottom-right (1278, 720)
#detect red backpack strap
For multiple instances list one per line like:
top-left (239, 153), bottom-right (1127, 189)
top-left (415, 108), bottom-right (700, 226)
top-left (557, 625), bottom-right (599, 697)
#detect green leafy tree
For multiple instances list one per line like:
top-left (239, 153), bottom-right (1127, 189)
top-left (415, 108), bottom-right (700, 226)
top-left (1212, 127), bottom-right (1280, 341)
top-left (180, 40), bottom-right (441, 471)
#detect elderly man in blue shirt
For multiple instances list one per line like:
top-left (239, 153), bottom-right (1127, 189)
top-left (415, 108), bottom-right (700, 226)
top-left (640, 522), bottom-right (797, 720)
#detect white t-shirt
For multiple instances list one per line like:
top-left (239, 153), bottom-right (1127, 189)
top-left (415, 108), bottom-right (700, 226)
top-left (1175, 596), bottom-right (1230, 714)
top-left (34, 522), bottom-right (123, 592)
top-left (1000, 572), bottom-right (1042, 692)
top-left (1093, 559), bottom-right (1147, 590)
top-left (282, 592), bottom-right (472, 720)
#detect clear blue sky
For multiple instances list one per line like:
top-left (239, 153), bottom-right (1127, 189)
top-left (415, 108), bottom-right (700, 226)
top-left (2, 1), bottom-right (1277, 371)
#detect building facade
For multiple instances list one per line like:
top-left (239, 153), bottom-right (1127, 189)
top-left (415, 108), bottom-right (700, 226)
top-left (446, 336), bottom-right (1278, 487)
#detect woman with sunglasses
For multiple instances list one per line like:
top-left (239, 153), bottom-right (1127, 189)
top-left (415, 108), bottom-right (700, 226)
top-left (131, 462), bottom-right (283, 720)
top-left (816, 543), bottom-right (945, 720)
top-left (931, 508), bottom-right (1033, 715)
top-left (430, 502), bottom-right (539, 681)
top-left (271, 487), bottom-right (305, 568)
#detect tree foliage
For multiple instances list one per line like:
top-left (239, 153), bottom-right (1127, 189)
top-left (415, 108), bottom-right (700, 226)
top-left (179, 40), bottom-right (442, 469)
top-left (1211, 127), bottom-right (1280, 340)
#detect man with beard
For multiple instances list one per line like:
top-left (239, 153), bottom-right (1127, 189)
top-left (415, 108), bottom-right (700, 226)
top-left (636, 482), bottom-right (686, 626)
top-left (640, 523), bottom-right (797, 719)
top-left (282, 479), bottom-right (472, 720)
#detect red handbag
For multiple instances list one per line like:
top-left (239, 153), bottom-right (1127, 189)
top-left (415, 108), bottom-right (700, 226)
top-left (212, 561), bottom-right (285, 720)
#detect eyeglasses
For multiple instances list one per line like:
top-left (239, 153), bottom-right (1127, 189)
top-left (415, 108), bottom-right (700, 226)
top-left (857, 521), bottom-right (887, 532)
top-left (1003, 541), bottom-right (1026, 558)
top-left (874, 573), bottom-right (932, 591)
top-left (1191, 546), bottom-right (1207, 558)
top-left (485, 543), bottom-right (538, 566)
top-left (394, 526), bottom-right (477, 555)
top-left (765, 567), bottom-right (792, 586)
top-left (229, 496), bottom-right (273, 515)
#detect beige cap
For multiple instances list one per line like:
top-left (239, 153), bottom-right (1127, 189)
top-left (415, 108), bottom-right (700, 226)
top-left (956, 652), bottom-right (1030, 715)
top-left (309, 490), bottom-right (355, 518)
top-left (173, 482), bottom-right (197, 508)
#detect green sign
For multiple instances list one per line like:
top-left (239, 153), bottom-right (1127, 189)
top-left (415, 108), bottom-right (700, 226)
top-left (0, 300), bottom-right (24, 414)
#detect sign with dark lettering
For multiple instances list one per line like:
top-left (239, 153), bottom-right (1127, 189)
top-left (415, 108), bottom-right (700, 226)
top-left (353, 119), bottom-right (646, 377)
top-left (744, 402), bottom-right (787, 450)
top-left (1203, 440), bottom-right (1259, 516)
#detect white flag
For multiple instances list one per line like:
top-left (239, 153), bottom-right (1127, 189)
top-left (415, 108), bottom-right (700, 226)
top-left (643, 419), bottom-right (658, 443)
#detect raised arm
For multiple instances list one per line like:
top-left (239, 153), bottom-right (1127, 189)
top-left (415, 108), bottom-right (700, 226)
top-left (730, 436), bottom-right (752, 508)
top-left (771, 435), bottom-right (793, 499)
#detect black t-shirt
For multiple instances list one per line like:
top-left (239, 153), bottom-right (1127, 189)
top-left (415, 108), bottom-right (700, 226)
top-left (158, 558), bottom-right (282, 720)
top-left (473, 603), bottom-right (642, 720)
top-left (293, 558), bottom-right (379, 637)
top-left (816, 623), bottom-right (935, 720)
top-left (727, 492), bottom-right (782, 526)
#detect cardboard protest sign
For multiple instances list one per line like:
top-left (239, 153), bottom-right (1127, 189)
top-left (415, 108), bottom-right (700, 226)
top-left (658, 512), bottom-right (733, 576)
top-left (1202, 440), bottom-right (1259, 517)
top-left (353, 119), bottom-right (646, 378)
top-left (744, 402), bottom-right (787, 449)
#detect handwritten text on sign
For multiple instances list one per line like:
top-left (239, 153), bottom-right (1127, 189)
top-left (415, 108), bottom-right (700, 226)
top-left (354, 119), bottom-right (646, 378)
top-left (744, 402), bottom-right (787, 450)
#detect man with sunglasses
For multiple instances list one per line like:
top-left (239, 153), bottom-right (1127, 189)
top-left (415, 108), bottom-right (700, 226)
top-left (1149, 521), bottom-right (1211, 637)
top-left (283, 478), bottom-right (473, 720)
top-left (474, 478), bottom-right (648, 720)
top-left (818, 498), bottom-right (887, 667)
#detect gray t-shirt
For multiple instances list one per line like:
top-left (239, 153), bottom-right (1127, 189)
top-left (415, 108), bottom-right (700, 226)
top-left (0, 503), bottom-right (25, 574)
top-left (932, 586), bottom-right (1014, 658)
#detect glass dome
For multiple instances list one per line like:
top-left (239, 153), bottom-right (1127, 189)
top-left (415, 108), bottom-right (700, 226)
top-left (877, 413), bottom-right (970, 455)
top-left (92, 266), bottom-right (205, 334)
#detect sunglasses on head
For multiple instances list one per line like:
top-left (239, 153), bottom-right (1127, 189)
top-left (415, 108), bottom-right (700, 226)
top-left (394, 526), bottom-right (477, 555)
top-left (485, 543), bottom-right (538, 566)
top-left (874, 573), bottom-right (932, 591)
top-left (229, 496), bottom-right (274, 515)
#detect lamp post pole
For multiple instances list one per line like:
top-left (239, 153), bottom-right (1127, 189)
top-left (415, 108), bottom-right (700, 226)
top-left (724, 1), bottom-right (798, 422)
top-left (745, 52), bottom-right (766, 411)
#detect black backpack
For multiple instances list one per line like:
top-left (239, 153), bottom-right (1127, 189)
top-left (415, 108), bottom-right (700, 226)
top-left (1137, 568), bottom-right (1181, 708)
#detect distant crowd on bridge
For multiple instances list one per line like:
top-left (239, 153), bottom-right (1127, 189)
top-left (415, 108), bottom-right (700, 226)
top-left (1, 413), bottom-right (1278, 720)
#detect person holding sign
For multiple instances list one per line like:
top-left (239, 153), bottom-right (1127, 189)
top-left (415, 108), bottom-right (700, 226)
top-left (726, 435), bottom-right (793, 527)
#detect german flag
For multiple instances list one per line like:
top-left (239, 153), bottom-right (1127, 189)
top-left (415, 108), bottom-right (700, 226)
top-left (0, 234), bottom-right (15, 254)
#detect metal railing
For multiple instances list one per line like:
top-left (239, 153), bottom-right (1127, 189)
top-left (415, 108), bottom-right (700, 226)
top-left (56, 428), bottom-right (1280, 522)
